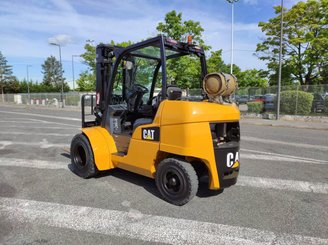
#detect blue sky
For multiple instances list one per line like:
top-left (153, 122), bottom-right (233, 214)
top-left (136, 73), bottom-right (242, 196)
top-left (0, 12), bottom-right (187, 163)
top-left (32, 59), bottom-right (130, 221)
top-left (0, 0), bottom-right (302, 88)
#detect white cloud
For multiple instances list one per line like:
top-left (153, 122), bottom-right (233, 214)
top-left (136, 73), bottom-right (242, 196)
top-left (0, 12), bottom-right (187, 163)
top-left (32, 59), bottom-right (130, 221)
top-left (0, 0), bottom-right (268, 81)
top-left (48, 34), bottom-right (73, 46)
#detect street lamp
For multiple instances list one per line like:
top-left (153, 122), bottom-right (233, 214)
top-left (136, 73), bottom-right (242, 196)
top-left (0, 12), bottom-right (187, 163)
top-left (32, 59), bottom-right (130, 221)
top-left (72, 55), bottom-right (81, 91)
top-left (226, 0), bottom-right (239, 74)
top-left (276, 0), bottom-right (284, 120)
top-left (49, 42), bottom-right (64, 108)
top-left (26, 65), bottom-right (32, 104)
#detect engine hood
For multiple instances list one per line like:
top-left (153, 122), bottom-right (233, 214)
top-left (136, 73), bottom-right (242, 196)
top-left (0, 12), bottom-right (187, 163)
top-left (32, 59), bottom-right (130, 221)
top-left (160, 100), bottom-right (240, 126)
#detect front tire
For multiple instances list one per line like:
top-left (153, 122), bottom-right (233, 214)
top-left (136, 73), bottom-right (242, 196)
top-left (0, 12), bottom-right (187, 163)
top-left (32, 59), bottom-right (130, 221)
top-left (70, 134), bottom-right (98, 178)
top-left (155, 158), bottom-right (198, 206)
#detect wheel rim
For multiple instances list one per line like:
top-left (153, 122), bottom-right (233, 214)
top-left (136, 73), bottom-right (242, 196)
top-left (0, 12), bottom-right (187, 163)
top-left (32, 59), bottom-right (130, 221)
top-left (164, 171), bottom-right (181, 193)
top-left (73, 144), bottom-right (87, 168)
top-left (161, 168), bottom-right (186, 197)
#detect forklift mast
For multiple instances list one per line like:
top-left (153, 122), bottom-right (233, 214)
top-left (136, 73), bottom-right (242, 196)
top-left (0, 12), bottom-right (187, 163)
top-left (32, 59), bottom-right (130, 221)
top-left (95, 44), bottom-right (116, 113)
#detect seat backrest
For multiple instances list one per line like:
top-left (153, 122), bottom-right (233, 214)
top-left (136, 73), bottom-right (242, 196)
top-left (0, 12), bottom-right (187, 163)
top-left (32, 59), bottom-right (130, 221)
top-left (167, 86), bottom-right (182, 100)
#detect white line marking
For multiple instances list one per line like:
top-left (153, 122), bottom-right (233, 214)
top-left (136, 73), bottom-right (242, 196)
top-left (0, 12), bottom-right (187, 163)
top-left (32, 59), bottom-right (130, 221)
top-left (5, 125), bottom-right (75, 130)
top-left (1, 158), bottom-right (327, 195)
top-left (0, 110), bottom-right (80, 121)
top-left (242, 153), bottom-right (313, 163)
top-left (0, 121), bottom-right (41, 124)
top-left (0, 119), bottom-right (77, 128)
top-left (242, 149), bottom-right (328, 164)
top-left (0, 158), bottom-right (67, 169)
top-left (237, 176), bottom-right (328, 194)
top-left (0, 132), bottom-right (73, 137)
top-left (1, 197), bottom-right (327, 245)
top-left (0, 117), bottom-right (37, 121)
top-left (0, 139), bottom-right (69, 149)
top-left (242, 136), bottom-right (328, 151)
top-left (0, 141), bottom-right (12, 150)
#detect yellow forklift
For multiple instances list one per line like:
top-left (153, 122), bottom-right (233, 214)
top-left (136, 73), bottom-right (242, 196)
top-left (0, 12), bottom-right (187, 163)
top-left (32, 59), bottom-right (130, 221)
top-left (71, 35), bottom-right (240, 205)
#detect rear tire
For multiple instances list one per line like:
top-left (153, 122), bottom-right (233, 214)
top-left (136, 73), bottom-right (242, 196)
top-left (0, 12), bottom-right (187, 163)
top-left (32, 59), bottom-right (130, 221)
top-left (70, 134), bottom-right (98, 178)
top-left (155, 158), bottom-right (198, 206)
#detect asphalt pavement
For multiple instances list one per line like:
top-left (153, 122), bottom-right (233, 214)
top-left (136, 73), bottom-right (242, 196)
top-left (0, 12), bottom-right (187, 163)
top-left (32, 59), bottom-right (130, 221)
top-left (0, 104), bottom-right (327, 244)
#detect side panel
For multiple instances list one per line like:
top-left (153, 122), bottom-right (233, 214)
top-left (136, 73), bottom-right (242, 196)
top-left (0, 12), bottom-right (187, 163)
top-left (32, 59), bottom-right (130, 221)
top-left (110, 103), bottom-right (165, 178)
top-left (112, 124), bottom-right (160, 178)
top-left (82, 127), bottom-right (117, 170)
top-left (160, 122), bottom-right (220, 189)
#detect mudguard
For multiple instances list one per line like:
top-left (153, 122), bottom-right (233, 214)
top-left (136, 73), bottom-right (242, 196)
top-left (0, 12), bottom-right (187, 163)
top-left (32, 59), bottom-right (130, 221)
top-left (82, 127), bottom-right (117, 170)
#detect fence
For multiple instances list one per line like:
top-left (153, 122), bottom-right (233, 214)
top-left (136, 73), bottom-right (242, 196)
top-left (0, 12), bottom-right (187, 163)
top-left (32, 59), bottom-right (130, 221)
top-left (1, 92), bottom-right (85, 107)
top-left (236, 84), bottom-right (328, 97)
top-left (1, 84), bottom-right (328, 116)
top-left (235, 84), bottom-right (328, 116)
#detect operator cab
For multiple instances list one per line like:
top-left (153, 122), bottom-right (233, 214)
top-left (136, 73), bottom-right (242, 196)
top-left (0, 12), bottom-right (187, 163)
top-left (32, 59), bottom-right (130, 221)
top-left (82, 35), bottom-right (207, 154)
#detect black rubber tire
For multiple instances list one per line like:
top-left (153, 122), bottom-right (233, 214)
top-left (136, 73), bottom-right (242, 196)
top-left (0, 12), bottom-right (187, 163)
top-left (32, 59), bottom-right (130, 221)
top-left (70, 133), bottom-right (98, 178)
top-left (155, 158), bottom-right (198, 206)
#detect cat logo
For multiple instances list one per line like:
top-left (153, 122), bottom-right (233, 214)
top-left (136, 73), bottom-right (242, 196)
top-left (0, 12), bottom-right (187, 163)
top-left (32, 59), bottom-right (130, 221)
top-left (141, 127), bottom-right (160, 141)
top-left (226, 151), bottom-right (239, 168)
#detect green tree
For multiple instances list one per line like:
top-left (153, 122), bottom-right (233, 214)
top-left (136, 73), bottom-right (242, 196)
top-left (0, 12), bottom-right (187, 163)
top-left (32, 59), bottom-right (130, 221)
top-left (76, 43), bottom-right (96, 91)
top-left (166, 55), bottom-right (202, 88)
top-left (5, 77), bottom-right (21, 93)
top-left (237, 69), bottom-right (268, 88)
top-left (20, 80), bottom-right (46, 93)
top-left (319, 63), bottom-right (328, 83)
top-left (0, 51), bottom-right (16, 94)
top-left (76, 71), bottom-right (96, 92)
top-left (157, 10), bottom-right (209, 50)
top-left (266, 65), bottom-right (295, 86)
top-left (207, 50), bottom-right (229, 74)
top-left (77, 40), bottom-right (133, 91)
top-left (157, 11), bottom-right (211, 88)
top-left (256, 0), bottom-right (328, 85)
top-left (41, 56), bottom-right (69, 92)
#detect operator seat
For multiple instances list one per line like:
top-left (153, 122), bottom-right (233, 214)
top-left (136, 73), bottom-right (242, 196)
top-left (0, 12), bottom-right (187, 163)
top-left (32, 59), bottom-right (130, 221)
top-left (133, 86), bottom-right (182, 130)
top-left (133, 118), bottom-right (153, 130)
top-left (167, 86), bottom-right (182, 100)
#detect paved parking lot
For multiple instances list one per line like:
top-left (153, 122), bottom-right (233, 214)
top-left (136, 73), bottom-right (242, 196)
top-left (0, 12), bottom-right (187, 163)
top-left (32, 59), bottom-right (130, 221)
top-left (0, 105), bottom-right (327, 244)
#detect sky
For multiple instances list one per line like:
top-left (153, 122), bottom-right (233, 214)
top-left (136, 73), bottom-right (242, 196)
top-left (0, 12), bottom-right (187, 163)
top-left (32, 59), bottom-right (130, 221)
top-left (0, 0), bottom-right (302, 88)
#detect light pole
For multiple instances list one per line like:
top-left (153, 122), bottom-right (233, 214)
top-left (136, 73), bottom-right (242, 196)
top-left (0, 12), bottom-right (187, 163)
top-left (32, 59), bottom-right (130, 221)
top-left (226, 0), bottom-right (239, 74)
top-left (276, 0), bottom-right (284, 120)
top-left (26, 65), bottom-right (32, 104)
top-left (49, 42), bottom-right (64, 108)
top-left (72, 55), bottom-right (80, 91)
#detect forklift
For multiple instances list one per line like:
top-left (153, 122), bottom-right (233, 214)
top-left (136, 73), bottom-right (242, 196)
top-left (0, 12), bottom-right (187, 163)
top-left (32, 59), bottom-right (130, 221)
top-left (70, 35), bottom-right (240, 205)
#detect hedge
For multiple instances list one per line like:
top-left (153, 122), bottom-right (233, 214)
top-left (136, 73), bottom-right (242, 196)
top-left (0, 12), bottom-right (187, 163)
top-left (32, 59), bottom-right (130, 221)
top-left (325, 96), bottom-right (328, 114)
top-left (247, 102), bottom-right (263, 113)
top-left (280, 90), bottom-right (313, 115)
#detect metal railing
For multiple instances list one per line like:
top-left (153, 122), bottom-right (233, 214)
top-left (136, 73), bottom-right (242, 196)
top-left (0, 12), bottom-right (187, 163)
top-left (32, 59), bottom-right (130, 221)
top-left (1, 92), bottom-right (84, 107)
top-left (235, 84), bottom-right (328, 116)
top-left (1, 84), bottom-right (327, 116)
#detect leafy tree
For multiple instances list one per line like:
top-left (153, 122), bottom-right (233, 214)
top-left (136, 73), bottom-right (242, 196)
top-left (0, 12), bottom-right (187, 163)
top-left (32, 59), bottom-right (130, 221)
top-left (5, 77), bottom-right (21, 93)
top-left (256, 0), bottom-right (328, 85)
top-left (166, 55), bottom-right (202, 88)
top-left (266, 64), bottom-right (295, 86)
top-left (41, 56), bottom-right (69, 92)
top-left (76, 43), bottom-right (96, 91)
top-left (237, 69), bottom-right (268, 88)
top-left (0, 51), bottom-right (16, 94)
top-left (319, 63), bottom-right (328, 83)
top-left (157, 10), bottom-right (210, 50)
top-left (76, 71), bottom-right (96, 92)
top-left (157, 11), bottom-right (211, 88)
top-left (77, 40), bottom-right (133, 91)
top-left (207, 50), bottom-right (229, 74)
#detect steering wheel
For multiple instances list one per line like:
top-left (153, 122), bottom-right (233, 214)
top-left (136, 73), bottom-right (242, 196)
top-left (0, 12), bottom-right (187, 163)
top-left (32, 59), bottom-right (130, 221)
top-left (127, 84), bottom-right (149, 112)
top-left (133, 84), bottom-right (148, 94)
